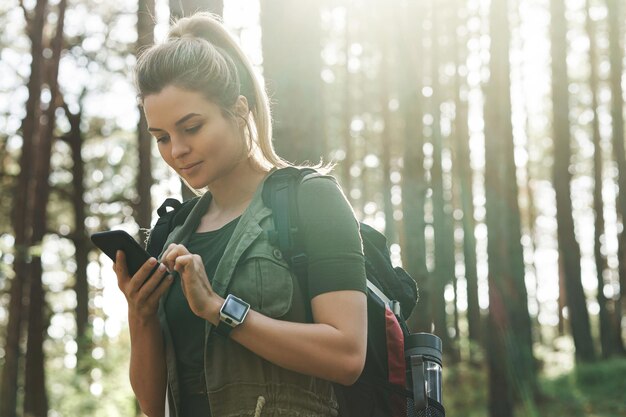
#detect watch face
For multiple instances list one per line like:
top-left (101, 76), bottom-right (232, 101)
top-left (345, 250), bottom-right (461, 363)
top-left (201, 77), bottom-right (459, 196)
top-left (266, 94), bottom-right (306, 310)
top-left (223, 295), bottom-right (250, 322)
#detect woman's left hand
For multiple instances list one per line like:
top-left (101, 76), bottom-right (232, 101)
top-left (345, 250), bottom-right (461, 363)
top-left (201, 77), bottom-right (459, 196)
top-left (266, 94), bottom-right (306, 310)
top-left (160, 243), bottom-right (222, 323)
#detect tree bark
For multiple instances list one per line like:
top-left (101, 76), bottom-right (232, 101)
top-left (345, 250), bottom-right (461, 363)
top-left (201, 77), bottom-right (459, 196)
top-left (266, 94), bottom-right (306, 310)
top-left (606, 0), bottom-right (626, 355)
top-left (429, 0), bottom-right (454, 355)
top-left (378, 6), bottom-right (395, 243)
top-left (260, 0), bottom-right (325, 164)
top-left (550, 0), bottom-right (596, 363)
top-left (341, 11), bottom-right (353, 200)
top-left (398, 1), bottom-right (430, 333)
top-left (61, 96), bottom-right (91, 365)
top-left (585, 0), bottom-right (615, 359)
top-left (484, 0), bottom-right (536, 413)
top-left (169, 0), bottom-right (223, 19)
top-left (136, 0), bottom-right (156, 243)
top-left (0, 2), bottom-right (48, 416)
top-left (453, 0), bottom-right (480, 346)
top-left (23, 2), bottom-right (66, 415)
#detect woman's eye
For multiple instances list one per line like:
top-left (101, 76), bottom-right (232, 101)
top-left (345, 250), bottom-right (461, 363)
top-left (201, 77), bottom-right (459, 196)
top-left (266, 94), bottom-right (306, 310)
top-left (185, 125), bottom-right (202, 134)
top-left (156, 135), bottom-right (169, 143)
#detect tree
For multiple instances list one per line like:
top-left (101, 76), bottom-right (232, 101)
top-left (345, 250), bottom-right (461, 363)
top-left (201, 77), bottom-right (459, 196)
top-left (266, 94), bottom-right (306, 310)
top-left (429, 1), bottom-right (455, 355)
top-left (585, 0), bottom-right (616, 358)
top-left (550, 0), bottom-right (596, 363)
top-left (23, 1), bottom-right (66, 415)
top-left (398, 1), bottom-right (430, 333)
top-left (60, 92), bottom-right (91, 365)
top-left (453, 0), bottom-right (480, 346)
top-left (260, 0), bottom-right (326, 164)
top-left (1, 1), bottom-right (49, 415)
top-left (606, 0), bottom-right (626, 355)
top-left (169, 0), bottom-right (223, 19)
top-left (378, 5), bottom-right (395, 243)
top-left (484, 0), bottom-right (536, 414)
top-left (136, 0), bottom-right (156, 243)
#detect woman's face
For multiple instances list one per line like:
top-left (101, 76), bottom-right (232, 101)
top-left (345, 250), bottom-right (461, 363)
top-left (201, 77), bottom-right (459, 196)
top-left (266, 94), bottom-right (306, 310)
top-left (143, 85), bottom-right (246, 189)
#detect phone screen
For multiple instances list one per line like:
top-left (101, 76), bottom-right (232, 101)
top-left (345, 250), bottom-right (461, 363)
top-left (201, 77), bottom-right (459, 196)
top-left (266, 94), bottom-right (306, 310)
top-left (91, 230), bottom-right (158, 277)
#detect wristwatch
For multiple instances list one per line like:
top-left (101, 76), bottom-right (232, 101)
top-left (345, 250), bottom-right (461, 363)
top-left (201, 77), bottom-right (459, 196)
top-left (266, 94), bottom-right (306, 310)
top-left (215, 294), bottom-right (251, 337)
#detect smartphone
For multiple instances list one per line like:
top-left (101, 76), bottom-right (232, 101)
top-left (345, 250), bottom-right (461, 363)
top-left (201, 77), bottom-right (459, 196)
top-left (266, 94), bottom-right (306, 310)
top-left (91, 230), bottom-right (160, 278)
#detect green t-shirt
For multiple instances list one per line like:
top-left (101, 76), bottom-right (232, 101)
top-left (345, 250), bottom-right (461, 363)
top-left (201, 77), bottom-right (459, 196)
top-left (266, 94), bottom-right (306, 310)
top-left (164, 216), bottom-right (240, 405)
top-left (164, 176), bottom-right (366, 414)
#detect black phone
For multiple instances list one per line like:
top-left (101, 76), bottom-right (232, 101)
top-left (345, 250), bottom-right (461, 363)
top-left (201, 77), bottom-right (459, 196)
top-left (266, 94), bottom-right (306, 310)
top-left (91, 230), bottom-right (160, 277)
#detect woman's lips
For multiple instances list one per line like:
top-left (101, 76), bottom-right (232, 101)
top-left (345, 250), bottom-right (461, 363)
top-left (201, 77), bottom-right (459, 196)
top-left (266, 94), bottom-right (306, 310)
top-left (180, 161), bottom-right (202, 174)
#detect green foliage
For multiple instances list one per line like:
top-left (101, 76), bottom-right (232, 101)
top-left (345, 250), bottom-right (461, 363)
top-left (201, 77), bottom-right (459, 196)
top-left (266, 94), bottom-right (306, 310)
top-left (47, 331), bottom-right (136, 417)
top-left (538, 359), bottom-right (626, 417)
top-left (444, 358), bottom-right (626, 417)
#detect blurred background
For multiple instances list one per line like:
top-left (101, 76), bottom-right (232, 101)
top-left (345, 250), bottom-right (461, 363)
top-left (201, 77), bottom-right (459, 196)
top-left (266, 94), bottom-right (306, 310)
top-left (1, 0), bottom-right (625, 416)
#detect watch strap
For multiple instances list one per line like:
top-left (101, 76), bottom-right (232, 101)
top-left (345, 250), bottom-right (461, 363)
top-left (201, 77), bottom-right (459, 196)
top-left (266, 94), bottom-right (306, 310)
top-left (215, 319), bottom-right (235, 337)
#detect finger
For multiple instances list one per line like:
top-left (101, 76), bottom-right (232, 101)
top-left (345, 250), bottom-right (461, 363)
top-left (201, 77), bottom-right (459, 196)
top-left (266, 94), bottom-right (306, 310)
top-left (127, 257), bottom-right (159, 294)
top-left (174, 254), bottom-right (195, 274)
top-left (114, 251), bottom-right (130, 286)
top-left (162, 244), bottom-right (190, 271)
top-left (150, 272), bottom-right (175, 302)
top-left (137, 263), bottom-right (168, 299)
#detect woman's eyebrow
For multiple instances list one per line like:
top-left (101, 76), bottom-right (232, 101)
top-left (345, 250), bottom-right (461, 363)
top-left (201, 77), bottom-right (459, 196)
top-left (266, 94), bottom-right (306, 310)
top-left (148, 113), bottom-right (202, 132)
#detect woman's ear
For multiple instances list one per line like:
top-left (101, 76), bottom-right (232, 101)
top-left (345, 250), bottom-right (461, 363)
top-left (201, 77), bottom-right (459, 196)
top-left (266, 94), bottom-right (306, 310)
top-left (235, 95), bottom-right (249, 122)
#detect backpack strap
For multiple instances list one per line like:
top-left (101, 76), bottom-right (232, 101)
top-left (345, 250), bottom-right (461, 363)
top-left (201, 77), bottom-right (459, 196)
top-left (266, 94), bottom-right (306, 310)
top-left (146, 196), bottom-right (200, 258)
top-left (262, 167), bottom-right (320, 321)
top-left (262, 167), bottom-right (318, 277)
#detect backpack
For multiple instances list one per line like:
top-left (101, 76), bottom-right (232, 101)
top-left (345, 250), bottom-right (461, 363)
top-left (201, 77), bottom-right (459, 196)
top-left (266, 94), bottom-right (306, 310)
top-left (146, 196), bottom-right (200, 258)
top-left (262, 167), bottom-right (420, 417)
top-left (146, 168), bottom-right (442, 417)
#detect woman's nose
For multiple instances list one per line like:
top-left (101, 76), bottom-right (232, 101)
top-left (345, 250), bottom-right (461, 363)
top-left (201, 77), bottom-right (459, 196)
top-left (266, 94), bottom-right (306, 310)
top-left (170, 136), bottom-right (191, 159)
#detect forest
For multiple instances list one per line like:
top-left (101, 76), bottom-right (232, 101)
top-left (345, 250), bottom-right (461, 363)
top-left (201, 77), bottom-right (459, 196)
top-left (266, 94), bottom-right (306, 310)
top-left (0, 0), bottom-right (625, 416)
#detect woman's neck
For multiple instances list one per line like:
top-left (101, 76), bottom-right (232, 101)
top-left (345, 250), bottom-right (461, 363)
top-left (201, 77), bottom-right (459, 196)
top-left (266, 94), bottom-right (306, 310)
top-left (205, 158), bottom-right (269, 215)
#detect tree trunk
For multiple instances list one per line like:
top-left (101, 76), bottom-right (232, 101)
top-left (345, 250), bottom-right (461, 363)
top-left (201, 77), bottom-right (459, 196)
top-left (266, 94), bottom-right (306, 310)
top-left (62, 97), bottom-right (91, 366)
top-left (136, 0), bottom-right (156, 242)
top-left (429, 1), bottom-right (454, 355)
top-left (586, 0), bottom-right (615, 359)
top-left (340, 11), bottom-right (353, 199)
top-left (23, 2), bottom-right (66, 415)
top-left (550, 0), bottom-right (596, 363)
top-left (378, 6), bottom-right (395, 243)
top-left (398, 1), bottom-right (430, 333)
top-left (169, 0), bottom-right (223, 19)
top-left (453, 0), bottom-right (480, 346)
top-left (606, 0), bottom-right (626, 355)
top-left (0, 1), bottom-right (48, 416)
top-left (260, 0), bottom-right (325, 164)
top-left (484, 0), bottom-right (536, 413)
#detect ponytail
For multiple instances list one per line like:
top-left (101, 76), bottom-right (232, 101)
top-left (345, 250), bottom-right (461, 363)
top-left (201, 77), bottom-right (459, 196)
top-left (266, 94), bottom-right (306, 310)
top-left (135, 12), bottom-right (289, 170)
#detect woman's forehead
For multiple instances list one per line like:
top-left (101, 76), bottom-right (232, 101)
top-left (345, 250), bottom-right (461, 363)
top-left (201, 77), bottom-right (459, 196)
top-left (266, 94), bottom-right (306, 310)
top-left (143, 86), bottom-right (221, 125)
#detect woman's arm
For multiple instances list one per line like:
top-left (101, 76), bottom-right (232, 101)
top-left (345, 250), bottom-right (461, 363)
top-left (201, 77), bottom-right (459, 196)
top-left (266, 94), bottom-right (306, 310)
top-left (115, 251), bottom-right (173, 417)
top-left (128, 315), bottom-right (168, 417)
top-left (204, 289), bottom-right (368, 385)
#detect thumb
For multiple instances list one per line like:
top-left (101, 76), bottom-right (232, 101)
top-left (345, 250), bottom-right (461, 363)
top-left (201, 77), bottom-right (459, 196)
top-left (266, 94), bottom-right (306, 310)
top-left (174, 254), bottom-right (194, 274)
top-left (115, 250), bottom-right (130, 286)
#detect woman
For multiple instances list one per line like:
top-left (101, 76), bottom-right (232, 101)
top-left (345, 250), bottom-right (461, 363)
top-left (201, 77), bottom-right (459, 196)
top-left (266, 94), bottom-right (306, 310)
top-left (113, 12), bottom-right (367, 417)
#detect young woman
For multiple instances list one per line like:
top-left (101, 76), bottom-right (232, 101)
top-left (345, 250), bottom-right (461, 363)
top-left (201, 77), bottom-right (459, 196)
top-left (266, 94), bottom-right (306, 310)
top-left (113, 12), bottom-right (367, 417)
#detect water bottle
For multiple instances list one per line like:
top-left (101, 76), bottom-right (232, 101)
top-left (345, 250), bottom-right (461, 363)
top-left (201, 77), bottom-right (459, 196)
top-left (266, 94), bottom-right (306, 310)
top-left (405, 333), bottom-right (445, 417)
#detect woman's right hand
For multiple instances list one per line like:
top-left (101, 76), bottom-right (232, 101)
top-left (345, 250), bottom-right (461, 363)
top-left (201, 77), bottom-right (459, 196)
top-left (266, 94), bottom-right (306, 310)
top-left (114, 250), bottom-right (174, 320)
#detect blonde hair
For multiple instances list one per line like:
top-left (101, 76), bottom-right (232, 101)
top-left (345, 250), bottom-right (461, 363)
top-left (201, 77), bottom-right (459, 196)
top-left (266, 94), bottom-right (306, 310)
top-left (134, 12), bottom-right (290, 171)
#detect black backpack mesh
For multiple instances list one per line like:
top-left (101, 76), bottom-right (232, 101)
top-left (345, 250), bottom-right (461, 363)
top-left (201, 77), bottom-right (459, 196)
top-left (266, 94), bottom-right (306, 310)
top-left (408, 398), bottom-right (445, 417)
